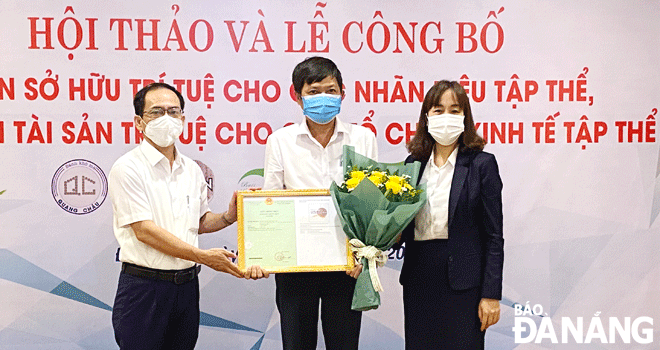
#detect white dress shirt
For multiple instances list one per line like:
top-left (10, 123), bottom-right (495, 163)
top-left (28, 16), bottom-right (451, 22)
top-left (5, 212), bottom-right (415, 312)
top-left (414, 147), bottom-right (458, 240)
top-left (108, 141), bottom-right (210, 270)
top-left (263, 117), bottom-right (378, 190)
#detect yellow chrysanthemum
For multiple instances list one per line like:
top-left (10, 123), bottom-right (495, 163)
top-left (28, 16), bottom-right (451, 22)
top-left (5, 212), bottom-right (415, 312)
top-left (404, 183), bottom-right (414, 191)
top-left (385, 179), bottom-right (403, 194)
top-left (368, 171), bottom-right (386, 186)
top-left (388, 175), bottom-right (405, 185)
top-left (349, 170), bottom-right (366, 181)
top-left (346, 177), bottom-right (361, 190)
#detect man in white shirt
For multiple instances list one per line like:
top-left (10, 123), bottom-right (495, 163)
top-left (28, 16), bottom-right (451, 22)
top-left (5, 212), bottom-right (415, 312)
top-left (109, 82), bottom-right (266, 350)
top-left (259, 57), bottom-right (377, 350)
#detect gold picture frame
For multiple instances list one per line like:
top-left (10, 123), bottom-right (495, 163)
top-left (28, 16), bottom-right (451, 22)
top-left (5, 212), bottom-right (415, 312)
top-left (237, 189), bottom-right (354, 273)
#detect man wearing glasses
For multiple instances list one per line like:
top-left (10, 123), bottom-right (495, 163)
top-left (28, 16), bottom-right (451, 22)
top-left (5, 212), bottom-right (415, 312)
top-left (108, 82), bottom-right (267, 349)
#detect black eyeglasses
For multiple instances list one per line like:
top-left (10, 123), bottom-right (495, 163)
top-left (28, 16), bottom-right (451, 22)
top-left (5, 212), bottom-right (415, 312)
top-left (143, 107), bottom-right (183, 118)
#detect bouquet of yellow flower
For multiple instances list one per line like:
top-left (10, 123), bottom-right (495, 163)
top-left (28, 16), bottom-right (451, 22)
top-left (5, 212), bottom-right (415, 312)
top-left (330, 145), bottom-right (426, 311)
top-left (341, 167), bottom-right (421, 203)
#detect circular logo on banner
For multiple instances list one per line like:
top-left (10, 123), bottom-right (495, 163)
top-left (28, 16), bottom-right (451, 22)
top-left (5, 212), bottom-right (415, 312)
top-left (238, 168), bottom-right (265, 190)
top-left (51, 159), bottom-right (108, 215)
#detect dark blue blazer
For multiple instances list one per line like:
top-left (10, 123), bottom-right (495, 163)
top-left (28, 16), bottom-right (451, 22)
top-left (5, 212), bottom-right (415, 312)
top-left (399, 150), bottom-right (504, 300)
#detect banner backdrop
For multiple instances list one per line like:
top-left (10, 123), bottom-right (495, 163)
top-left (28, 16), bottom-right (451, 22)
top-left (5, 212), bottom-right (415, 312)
top-left (1, 1), bottom-right (659, 349)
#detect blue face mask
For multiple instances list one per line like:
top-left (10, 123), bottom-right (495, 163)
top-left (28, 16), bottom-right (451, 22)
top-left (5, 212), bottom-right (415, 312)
top-left (302, 93), bottom-right (342, 124)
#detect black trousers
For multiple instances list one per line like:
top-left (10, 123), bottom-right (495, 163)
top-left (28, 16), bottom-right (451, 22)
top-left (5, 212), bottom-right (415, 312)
top-left (403, 239), bottom-right (485, 350)
top-left (276, 272), bottom-right (362, 350)
top-left (112, 271), bottom-right (200, 350)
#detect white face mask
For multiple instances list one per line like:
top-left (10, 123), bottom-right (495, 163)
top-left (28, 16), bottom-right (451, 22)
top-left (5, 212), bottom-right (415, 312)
top-left (427, 113), bottom-right (465, 146)
top-left (143, 115), bottom-right (183, 147)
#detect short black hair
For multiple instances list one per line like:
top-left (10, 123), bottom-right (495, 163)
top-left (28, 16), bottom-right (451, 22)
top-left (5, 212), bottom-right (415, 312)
top-left (133, 82), bottom-right (185, 116)
top-left (292, 56), bottom-right (343, 95)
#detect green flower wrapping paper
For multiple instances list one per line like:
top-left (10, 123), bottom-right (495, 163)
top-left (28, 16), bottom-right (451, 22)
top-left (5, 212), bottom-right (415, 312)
top-left (330, 145), bottom-right (427, 311)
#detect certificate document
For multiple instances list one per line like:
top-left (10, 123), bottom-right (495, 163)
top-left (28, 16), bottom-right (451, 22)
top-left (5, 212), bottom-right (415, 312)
top-left (237, 190), bottom-right (353, 273)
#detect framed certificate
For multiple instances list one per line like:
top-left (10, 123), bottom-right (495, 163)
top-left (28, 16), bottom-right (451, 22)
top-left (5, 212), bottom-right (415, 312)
top-left (237, 189), bottom-right (354, 273)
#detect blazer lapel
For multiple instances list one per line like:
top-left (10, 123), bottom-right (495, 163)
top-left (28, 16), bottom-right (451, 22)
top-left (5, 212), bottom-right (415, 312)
top-left (416, 158), bottom-right (428, 186)
top-left (448, 152), bottom-right (469, 227)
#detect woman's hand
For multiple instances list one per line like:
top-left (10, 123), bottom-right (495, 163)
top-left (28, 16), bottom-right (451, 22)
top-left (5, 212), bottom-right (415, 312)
top-left (478, 298), bottom-right (500, 331)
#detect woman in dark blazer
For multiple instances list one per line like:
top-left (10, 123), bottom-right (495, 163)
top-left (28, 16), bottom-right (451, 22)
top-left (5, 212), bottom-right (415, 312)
top-left (399, 80), bottom-right (504, 349)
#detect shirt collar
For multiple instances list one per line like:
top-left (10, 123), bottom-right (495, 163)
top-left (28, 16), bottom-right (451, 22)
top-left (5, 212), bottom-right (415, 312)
top-left (428, 146), bottom-right (459, 171)
top-left (297, 117), bottom-right (348, 138)
top-left (139, 141), bottom-right (184, 168)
